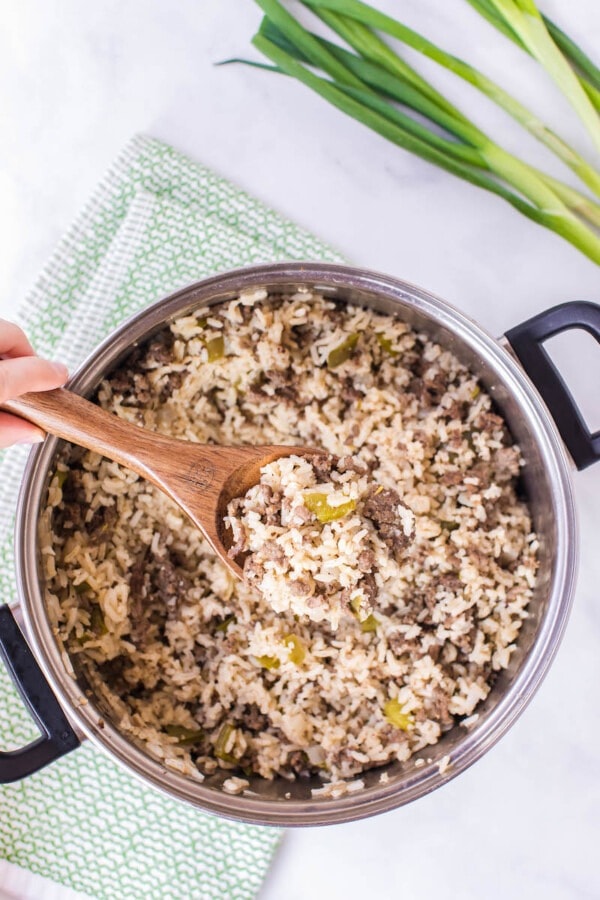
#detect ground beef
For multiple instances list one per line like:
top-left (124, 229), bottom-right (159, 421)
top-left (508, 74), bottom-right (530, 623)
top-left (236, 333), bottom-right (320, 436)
top-left (264, 368), bottom-right (298, 402)
top-left (357, 550), bottom-right (375, 573)
top-left (240, 704), bottom-right (270, 733)
top-left (129, 554), bottom-right (148, 645)
top-left (289, 577), bottom-right (314, 598)
top-left (422, 369), bottom-right (448, 403)
top-left (88, 504), bottom-right (118, 542)
top-left (360, 573), bottom-right (377, 604)
top-left (340, 376), bottom-right (364, 405)
top-left (146, 334), bottom-right (175, 367)
top-left (337, 456), bottom-right (368, 475)
top-left (440, 470), bottom-right (464, 487)
top-left (287, 750), bottom-right (312, 778)
top-left (152, 555), bottom-right (187, 616)
top-left (261, 541), bottom-right (286, 566)
top-left (425, 688), bottom-right (454, 727)
top-left (438, 574), bottom-right (463, 593)
top-left (159, 369), bottom-right (184, 401)
top-left (468, 461), bottom-right (493, 487)
top-left (310, 453), bottom-right (337, 482)
top-left (363, 487), bottom-right (414, 555)
top-left (388, 632), bottom-right (421, 657)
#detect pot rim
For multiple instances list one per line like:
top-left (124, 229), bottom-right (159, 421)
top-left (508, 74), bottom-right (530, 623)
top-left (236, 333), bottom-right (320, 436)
top-left (15, 262), bottom-right (578, 826)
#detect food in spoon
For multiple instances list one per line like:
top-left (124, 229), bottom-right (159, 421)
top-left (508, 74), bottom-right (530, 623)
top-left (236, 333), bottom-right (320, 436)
top-left (43, 290), bottom-right (538, 789)
top-left (227, 453), bottom-right (415, 628)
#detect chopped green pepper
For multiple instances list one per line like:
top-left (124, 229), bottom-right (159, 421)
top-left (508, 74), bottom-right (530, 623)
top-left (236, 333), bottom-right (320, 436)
top-left (215, 615), bottom-right (236, 634)
top-left (350, 596), bottom-right (362, 615)
top-left (360, 614), bottom-right (379, 633)
top-left (471, 385), bottom-right (481, 399)
top-left (55, 470), bottom-right (69, 489)
top-left (303, 492), bottom-right (356, 523)
top-left (440, 520), bottom-right (460, 532)
top-left (214, 722), bottom-right (238, 763)
top-left (257, 655), bottom-right (280, 670)
top-left (74, 581), bottom-right (92, 595)
top-left (206, 335), bottom-right (225, 361)
top-left (165, 724), bottom-right (205, 746)
top-left (75, 631), bottom-right (94, 646)
top-left (327, 333), bottom-right (359, 368)
top-left (90, 606), bottom-right (108, 635)
top-left (375, 334), bottom-right (398, 356)
top-left (283, 634), bottom-right (306, 665)
top-left (383, 698), bottom-right (414, 731)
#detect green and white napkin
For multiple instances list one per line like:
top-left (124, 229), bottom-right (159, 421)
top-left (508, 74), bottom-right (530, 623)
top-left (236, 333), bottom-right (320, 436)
top-left (0, 134), bottom-right (341, 900)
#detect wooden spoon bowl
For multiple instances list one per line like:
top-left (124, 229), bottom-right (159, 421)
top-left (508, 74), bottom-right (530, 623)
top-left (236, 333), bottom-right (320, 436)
top-left (3, 388), bottom-right (315, 577)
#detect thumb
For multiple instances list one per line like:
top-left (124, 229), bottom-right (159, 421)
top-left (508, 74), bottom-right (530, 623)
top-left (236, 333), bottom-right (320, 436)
top-left (0, 357), bottom-right (69, 404)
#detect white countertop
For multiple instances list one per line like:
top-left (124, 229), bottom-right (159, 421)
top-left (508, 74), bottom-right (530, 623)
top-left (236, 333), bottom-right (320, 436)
top-left (1, 1), bottom-right (599, 898)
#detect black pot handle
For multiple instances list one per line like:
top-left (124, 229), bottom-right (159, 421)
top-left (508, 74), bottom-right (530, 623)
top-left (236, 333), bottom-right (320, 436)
top-left (0, 605), bottom-right (80, 783)
top-left (505, 301), bottom-right (600, 471)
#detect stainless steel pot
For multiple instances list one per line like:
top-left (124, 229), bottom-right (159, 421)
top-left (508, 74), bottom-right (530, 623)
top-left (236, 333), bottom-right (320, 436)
top-left (1, 262), bottom-right (599, 826)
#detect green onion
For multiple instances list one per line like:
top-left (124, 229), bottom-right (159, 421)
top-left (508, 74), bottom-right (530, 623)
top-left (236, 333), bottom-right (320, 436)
top-left (465, 0), bottom-right (600, 113)
top-left (466, 0), bottom-right (600, 153)
top-left (258, 15), bottom-right (600, 224)
top-left (242, 1), bottom-right (600, 264)
top-left (303, 491), bottom-right (357, 522)
top-left (301, 0), bottom-right (600, 199)
top-left (383, 698), bottom-right (414, 731)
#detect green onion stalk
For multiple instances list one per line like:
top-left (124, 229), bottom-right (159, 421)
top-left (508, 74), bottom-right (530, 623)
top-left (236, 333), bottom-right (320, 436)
top-left (300, 0), bottom-right (600, 197)
top-left (255, 16), bottom-right (600, 229)
top-left (466, 0), bottom-right (600, 140)
top-left (241, 0), bottom-right (600, 263)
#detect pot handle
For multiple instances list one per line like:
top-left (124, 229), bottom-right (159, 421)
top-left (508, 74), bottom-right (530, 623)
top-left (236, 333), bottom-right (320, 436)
top-left (0, 605), bottom-right (80, 783)
top-left (505, 301), bottom-right (600, 470)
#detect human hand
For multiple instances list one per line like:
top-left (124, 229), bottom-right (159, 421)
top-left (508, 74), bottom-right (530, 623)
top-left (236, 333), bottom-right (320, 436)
top-left (0, 320), bottom-right (69, 448)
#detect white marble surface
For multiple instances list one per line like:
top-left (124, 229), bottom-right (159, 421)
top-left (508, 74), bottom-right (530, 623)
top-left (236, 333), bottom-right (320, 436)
top-left (1, 1), bottom-right (600, 898)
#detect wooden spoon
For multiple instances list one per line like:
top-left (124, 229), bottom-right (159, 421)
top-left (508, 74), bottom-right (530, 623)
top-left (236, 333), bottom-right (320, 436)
top-left (3, 388), bottom-right (315, 577)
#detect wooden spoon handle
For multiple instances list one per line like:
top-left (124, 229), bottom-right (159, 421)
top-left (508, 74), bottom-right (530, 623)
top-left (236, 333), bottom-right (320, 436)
top-left (2, 388), bottom-right (215, 490)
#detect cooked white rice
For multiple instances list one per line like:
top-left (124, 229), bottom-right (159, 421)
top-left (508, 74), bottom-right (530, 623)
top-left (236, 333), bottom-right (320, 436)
top-left (42, 290), bottom-right (538, 784)
top-left (226, 453), bottom-right (416, 628)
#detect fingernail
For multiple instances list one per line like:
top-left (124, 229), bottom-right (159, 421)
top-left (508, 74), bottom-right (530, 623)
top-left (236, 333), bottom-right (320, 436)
top-left (51, 362), bottom-right (69, 380)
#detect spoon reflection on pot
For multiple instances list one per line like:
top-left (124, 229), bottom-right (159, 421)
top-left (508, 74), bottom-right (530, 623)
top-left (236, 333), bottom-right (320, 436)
top-left (2, 388), bottom-right (318, 577)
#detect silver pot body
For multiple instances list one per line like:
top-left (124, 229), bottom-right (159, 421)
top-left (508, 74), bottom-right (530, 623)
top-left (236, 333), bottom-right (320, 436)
top-left (12, 263), bottom-right (579, 825)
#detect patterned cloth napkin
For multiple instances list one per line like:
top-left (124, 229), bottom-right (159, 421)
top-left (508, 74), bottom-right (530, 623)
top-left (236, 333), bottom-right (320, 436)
top-left (0, 135), bottom-right (341, 900)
